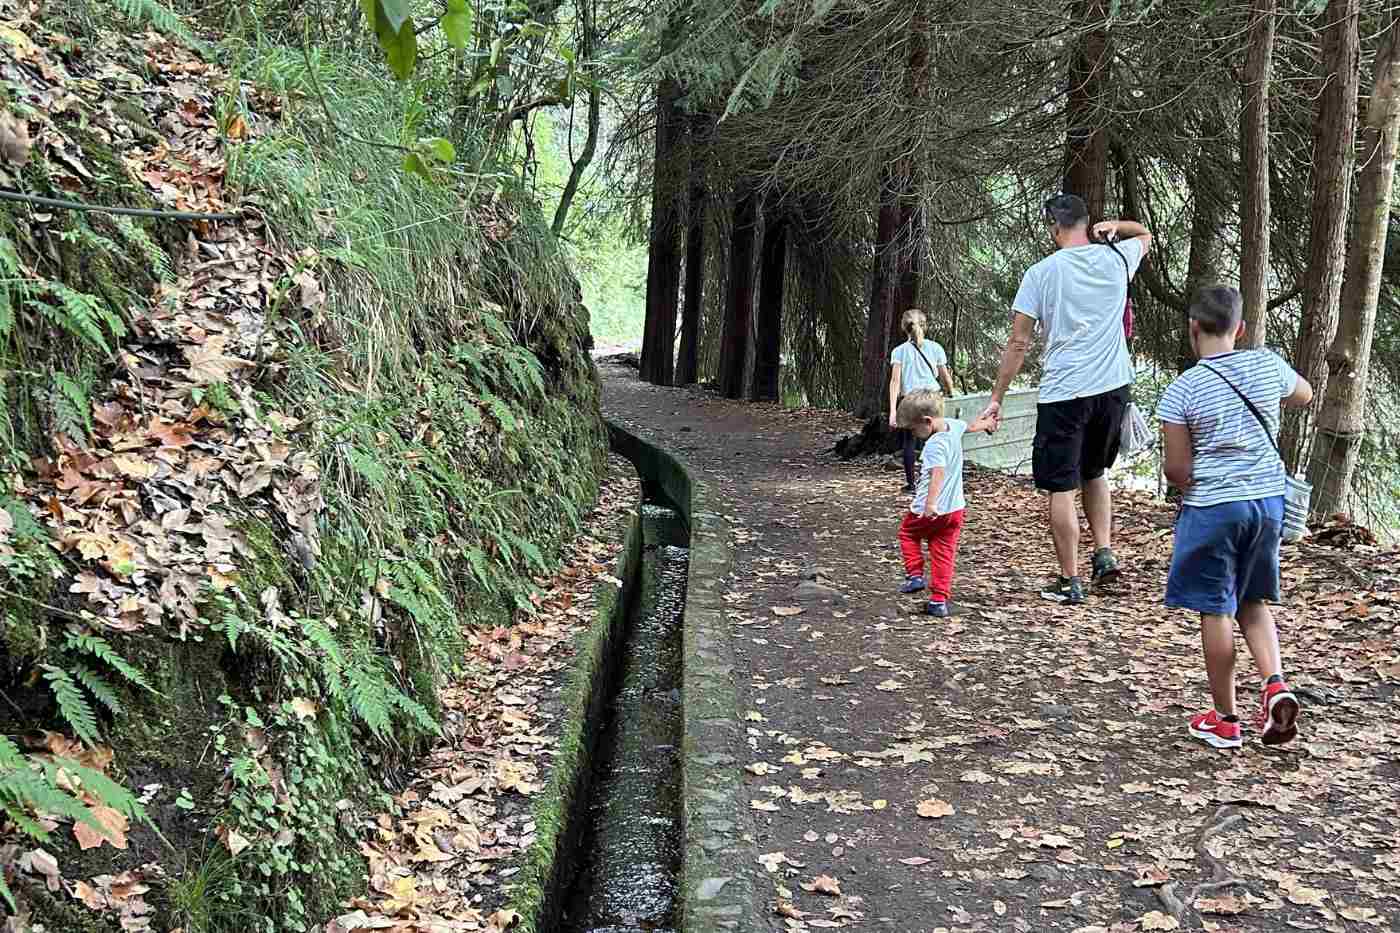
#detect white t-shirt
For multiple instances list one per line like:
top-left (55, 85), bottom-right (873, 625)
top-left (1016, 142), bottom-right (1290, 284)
top-left (890, 339), bottom-right (948, 395)
top-left (1156, 349), bottom-right (1299, 508)
top-left (911, 419), bottom-right (968, 516)
top-left (1011, 239), bottom-right (1141, 403)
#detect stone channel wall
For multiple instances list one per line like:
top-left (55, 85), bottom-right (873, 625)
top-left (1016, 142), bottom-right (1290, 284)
top-left (606, 422), bottom-right (767, 933)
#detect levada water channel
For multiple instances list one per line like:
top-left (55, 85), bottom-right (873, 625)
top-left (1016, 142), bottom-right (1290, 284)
top-left (559, 496), bottom-right (688, 933)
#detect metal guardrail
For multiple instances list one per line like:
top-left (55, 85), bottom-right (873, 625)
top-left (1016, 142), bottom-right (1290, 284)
top-left (946, 387), bottom-right (1038, 472)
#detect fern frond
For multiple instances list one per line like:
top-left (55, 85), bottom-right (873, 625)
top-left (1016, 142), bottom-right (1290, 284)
top-left (1, 766), bottom-right (107, 834)
top-left (345, 661), bottom-right (391, 737)
top-left (107, 0), bottom-right (203, 47)
top-left (41, 665), bottom-right (100, 746)
top-left (73, 663), bottom-right (124, 715)
top-left (45, 758), bottom-right (147, 821)
top-left (390, 693), bottom-right (439, 735)
top-left (114, 218), bottom-right (172, 281)
top-left (67, 633), bottom-right (158, 693)
top-left (51, 372), bottom-right (93, 441)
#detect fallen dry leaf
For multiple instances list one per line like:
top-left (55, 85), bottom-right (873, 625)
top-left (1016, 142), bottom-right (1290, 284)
top-left (1139, 911), bottom-right (1180, 930)
top-left (916, 798), bottom-right (954, 819)
top-left (799, 874), bottom-right (841, 896)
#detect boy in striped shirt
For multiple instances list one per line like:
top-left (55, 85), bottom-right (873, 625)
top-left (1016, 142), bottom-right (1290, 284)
top-left (1157, 286), bottom-right (1312, 749)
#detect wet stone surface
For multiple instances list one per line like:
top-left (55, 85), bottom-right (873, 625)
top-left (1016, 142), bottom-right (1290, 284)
top-left (562, 503), bottom-right (689, 933)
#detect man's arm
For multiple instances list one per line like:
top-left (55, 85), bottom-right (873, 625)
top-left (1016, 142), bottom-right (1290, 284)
top-left (1092, 219), bottom-right (1152, 256)
top-left (1162, 422), bottom-right (1193, 490)
top-left (923, 467), bottom-right (945, 517)
top-left (937, 365), bottom-right (955, 397)
top-left (980, 312), bottom-right (1037, 429)
top-left (888, 364), bottom-right (902, 428)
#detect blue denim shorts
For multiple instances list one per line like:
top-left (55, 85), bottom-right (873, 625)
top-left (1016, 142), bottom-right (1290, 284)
top-left (1165, 496), bottom-right (1284, 617)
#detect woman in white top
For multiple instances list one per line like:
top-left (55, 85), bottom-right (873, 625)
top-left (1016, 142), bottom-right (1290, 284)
top-left (888, 308), bottom-right (956, 492)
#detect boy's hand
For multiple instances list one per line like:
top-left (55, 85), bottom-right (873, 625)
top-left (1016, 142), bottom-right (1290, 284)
top-left (889, 414), bottom-right (898, 430)
top-left (977, 400), bottom-right (1001, 433)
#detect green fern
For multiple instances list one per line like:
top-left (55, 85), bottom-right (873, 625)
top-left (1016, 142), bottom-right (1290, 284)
top-left (41, 665), bottom-right (101, 747)
top-left (67, 633), bottom-right (158, 693)
top-left (52, 371), bottom-right (94, 440)
top-left (73, 662), bottom-right (124, 715)
top-left (107, 0), bottom-right (203, 47)
top-left (114, 218), bottom-right (172, 281)
top-left (344, 660), bottom-right (391, 737)
top-left (1, 735), bottom-right (149, 910)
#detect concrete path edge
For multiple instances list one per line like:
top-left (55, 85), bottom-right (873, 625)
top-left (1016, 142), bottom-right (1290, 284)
top-left (607, 420), bottom-right (768, 933)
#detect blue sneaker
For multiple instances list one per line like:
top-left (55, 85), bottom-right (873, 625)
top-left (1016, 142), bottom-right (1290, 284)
top-left (900, 576), bottom-right (926, 594)
top-left (925, 601), bottom-right (950, 618)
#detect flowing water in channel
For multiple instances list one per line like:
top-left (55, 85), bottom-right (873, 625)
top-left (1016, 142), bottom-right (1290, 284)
top-left (560, 500), bottom-right (687, 933)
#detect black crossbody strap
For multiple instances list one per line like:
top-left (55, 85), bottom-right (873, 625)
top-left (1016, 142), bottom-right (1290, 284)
top-left (1200, 362), bottom-right (1283, 463)
top-left (1104, 238), bottom-right (1135, 301)
top-left (909, 340), bottom-right (938, 380)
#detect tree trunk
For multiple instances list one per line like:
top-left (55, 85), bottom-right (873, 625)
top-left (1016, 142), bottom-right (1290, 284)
top-left (1281, 0), bottom-right (1360, 473)
top-left (1306, 17), bottom-right (1400, 517)
top-left (1239, 0), bottom-right (1277, 349)
top-left (1182, 129), bottom-right (1224, 371)
top-left (719, 186), bottom-right (759, 400)
top-left (752, 205), bottom-right (788, 402)
top-left (674, 133), bottom-right (705, 383)
top-left (639, 79), bottom-right (684, 386)
top-left (857, 171), bottom-right (901, 418)
top-left (1064, 0), bottom-right (1112, 219)
top-left (550, 0), bottom-right (598, 237)
top-left (891, 200), bottom-right (924, 337)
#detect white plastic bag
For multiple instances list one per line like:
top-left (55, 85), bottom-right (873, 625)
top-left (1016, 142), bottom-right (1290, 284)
top-left (1120, 401), bottom-right (1152, 455)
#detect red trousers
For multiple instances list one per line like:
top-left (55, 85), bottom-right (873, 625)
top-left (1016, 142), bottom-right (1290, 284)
top-left (898, 509), bottom-right (965, 601)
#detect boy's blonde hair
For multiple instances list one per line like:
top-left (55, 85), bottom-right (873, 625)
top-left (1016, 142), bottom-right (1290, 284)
top-left (897, 387), bottom-right (944, 427)
top-left (900, 308), bottom-right (927, 343)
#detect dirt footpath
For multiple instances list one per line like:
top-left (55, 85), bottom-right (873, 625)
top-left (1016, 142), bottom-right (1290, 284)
top-left (602, 365), bottom-right (1400, 933)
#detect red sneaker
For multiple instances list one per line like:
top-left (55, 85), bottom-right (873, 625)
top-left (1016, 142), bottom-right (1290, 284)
top-left (1188, 710), bottom-right (1242, 749)
top-left (1255, 681), bottom-right (1300, 746)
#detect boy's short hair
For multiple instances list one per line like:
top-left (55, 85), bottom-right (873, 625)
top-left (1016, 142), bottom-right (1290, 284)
top-left (1043, 193), bottom-right (1088, 228)
top-left (1189, 285), bottom-right (1243, 336)
top-left (897, 388), bottom-right (945, 427)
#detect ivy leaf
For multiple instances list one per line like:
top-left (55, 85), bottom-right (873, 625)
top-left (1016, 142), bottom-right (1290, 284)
top-left (443, 0), bottom-right (472, 49)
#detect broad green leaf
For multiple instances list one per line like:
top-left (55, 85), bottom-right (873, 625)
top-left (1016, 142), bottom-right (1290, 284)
top-left (359, 0), bottom-right (377, 30)
top-left (422, 137), bottom-right (455, 163)
top-left (376, 14), bottom-right (418, 80)
top-left (467, 75), bottom-right (493, 98)
top-left (403, 152), bottom-right (432, 180)
top-left (377, 0), bottom-right (412, 34)
top-left (496, 74), bottom-right (514, 98)
top-left (443, 0), bottom-right (472, 49)
top-left (489, 34), bottom-right (507, 66)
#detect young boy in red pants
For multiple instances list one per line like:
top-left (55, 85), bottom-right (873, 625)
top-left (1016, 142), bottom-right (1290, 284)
top-left (896, 389), bottom-right (995, 617)
top-left (1159, 286), bottom-right (1311, 749)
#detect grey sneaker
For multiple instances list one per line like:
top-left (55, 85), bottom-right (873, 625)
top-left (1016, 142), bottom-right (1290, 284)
top-left (900, 575), bottom-right (926, 594)
top-left (925, 600), bottom-right (950, 618)
top-left (1091, 547), bottom-right (1121, 585)
top-left (1041, 576), bottom-right (1085, 605)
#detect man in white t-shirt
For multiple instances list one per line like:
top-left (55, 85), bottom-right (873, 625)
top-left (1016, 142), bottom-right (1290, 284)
top-left (979, 193), bottom-right (1152, 605)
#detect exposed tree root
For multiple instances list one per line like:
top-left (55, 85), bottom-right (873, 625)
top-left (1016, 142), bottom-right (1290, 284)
top-left (1157, 806), bottom-right (1246, 928)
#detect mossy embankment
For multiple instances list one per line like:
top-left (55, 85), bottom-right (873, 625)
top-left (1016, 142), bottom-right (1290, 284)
top-left (0, 4), bottom-right (604, 930)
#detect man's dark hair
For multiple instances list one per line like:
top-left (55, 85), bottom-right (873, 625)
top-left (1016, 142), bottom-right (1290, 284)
top-left (1189, 285), bottom-right (1243, 336)
top-left (1043, 193), bottom-right (1088, 228)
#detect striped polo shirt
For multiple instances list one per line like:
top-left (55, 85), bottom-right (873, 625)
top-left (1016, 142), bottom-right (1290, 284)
top-left (1156, 349), bottom-right (1299, 508)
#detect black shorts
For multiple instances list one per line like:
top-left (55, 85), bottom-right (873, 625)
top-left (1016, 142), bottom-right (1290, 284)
top-left (1032, 385), bottom-right (1130, 493)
